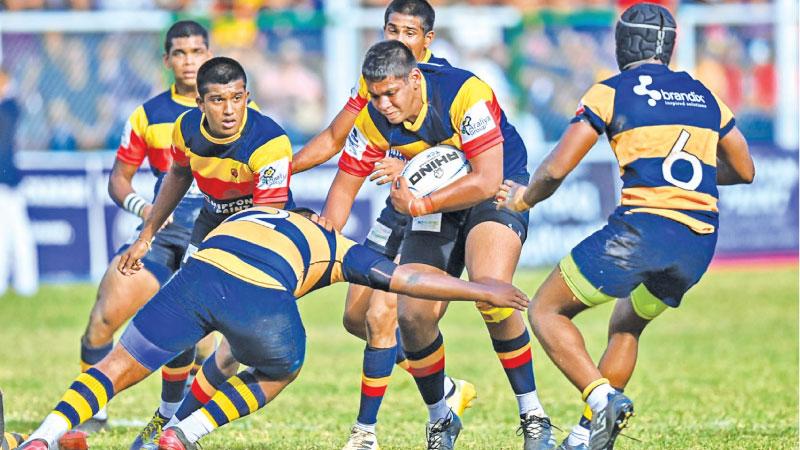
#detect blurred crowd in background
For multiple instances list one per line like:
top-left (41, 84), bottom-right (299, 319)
top-left (0, 0), bottom-right (782, 151)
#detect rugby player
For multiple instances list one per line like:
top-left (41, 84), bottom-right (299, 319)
top-left (323, 40), bottom-right (555, 450)
top-left (293, 2), bottom-right (476, 448)
top-left (74, 21), bottom-right (212, 439)
top-left (495, 4), bottom-right (754, 450)
top-left (116, 56), bottom-right (293, 448)
top-left (16, 207), bottom-right (530, 450)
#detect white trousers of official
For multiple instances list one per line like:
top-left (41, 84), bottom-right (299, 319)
top-left (0, 184), bottom-right (38, 297)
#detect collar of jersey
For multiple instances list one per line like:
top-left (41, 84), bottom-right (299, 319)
top-left (420, 48), bottom-right (432, 63)
top-left (200, 108), bottom-right (248, 144)
top-left (403, 72), bottom-right (428, 132)
top-left (170, 84), bottom-right (197, 107)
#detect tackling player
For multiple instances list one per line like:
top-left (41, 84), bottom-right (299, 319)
top-left (496, 4), bottom-right (754, 450)
top-left (74, 20), bottom-right (211, 438)
top-left (293, 2), bottom-right (476, 448)
top-left (16, 207), bottom-right (530, 450)
top-left (323, 40), bottom-right (555, 450)
top-left (114, 56), bottom-right (293, 449)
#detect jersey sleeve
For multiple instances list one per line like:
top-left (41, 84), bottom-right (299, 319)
top-left (116, 105), bottom-right (149, 167)
top-left (344, 75), bottom-right (370, 115)
top-left (340, 239), bottom-right (398, 291)
top-left (170, 112), bottom-right (191, 167)
top-left (571, 82), bottom-right (615, 135)
top-left (249, 134), bottom-right (293, 205)
top-left (337, 111), bottom-right (388, 177)
top-left (450, 76), bottom-right (505, 160)
top-left (711, 91), bottom-right (736, 138)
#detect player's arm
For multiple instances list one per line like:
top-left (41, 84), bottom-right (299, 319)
top-left (292, 108), bottom-right (358, 174)
top-left (321, 169), bottom-right (367, 231)
top-left (108, 159), bottom-right (150, 218)
top-left (340, 242), bottom-right (528, 310)
top-left (716, 127), bottom-right (754, 185)
top-left (497, 120), bottom-right (599, 212)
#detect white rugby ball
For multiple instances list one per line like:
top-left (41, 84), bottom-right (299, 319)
top-left (400, 145), bottom-right (471, 198)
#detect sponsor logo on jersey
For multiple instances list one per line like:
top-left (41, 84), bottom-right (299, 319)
top-left (460, 101), bottom-right (496, 143)
top-left (344, 127), bottom-right (369, 160)
top-left (120, 121), bottom-right (133, 148)
top-left (257, 157), bottom-right (289, 189)
top-left (205, 195), bottom-right (253, 215)
top-left (634, 75), bottom-right (706, 108)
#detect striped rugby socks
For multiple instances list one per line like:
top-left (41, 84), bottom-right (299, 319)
top-left (492, 330), bottom-right (543, 415)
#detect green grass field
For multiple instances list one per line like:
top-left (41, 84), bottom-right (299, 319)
top-left (0, 267), bottom-right (797, 449)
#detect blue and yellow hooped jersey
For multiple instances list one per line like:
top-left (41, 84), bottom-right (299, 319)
top-left (573, 63), bottom-right (735, 234)
top-left (190, 207), bottom-right (393, 298)
top-left (172, 107), bottom-right (293, 217)
top-left (339, 63), bottom-right (529, 182)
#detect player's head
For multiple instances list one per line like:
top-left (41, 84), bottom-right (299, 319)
top-left (196, 57), bottom-right (249, 138)
top-left (383, 0), bottom-right (435, 61)
top-left (615, 3), bottom-right (676, 71)
top-left (163, 20), bottom-right (211, 89)
top-left (362, 40), bottom-right (422, 125)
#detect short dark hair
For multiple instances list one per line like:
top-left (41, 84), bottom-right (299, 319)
top-left (164, 20), bottom-right (209, 53)
top-left (362, 40), bottom-right (417, 83)
top-left (384, 0), bottom-right (435, 34)
top-left (197, 57), bottom-right (247, 97)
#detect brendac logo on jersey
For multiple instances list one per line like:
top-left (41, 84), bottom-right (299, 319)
top-left (257, 157), bottom-right (289, 189)
top-left (120, 121), bottom-right (132, 148)
top-left (634, 75), bottom-right (707, 108)
top-left (407, 149), bottom-right (461, 185)
top-left (460, 102), bottom-right (496, 143)
top-left (344, 127), bottom-right (369, 160)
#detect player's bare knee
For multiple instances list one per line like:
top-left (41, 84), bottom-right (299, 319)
top-left (214, 351), bottom-right (240, 378)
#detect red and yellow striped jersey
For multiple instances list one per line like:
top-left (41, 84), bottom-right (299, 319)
top-left (574, 63), bottom-right (735, 234)
top-left (117, 85), bottom-right (196, 175)
top-left (172, 107), bottom-right (293, 216)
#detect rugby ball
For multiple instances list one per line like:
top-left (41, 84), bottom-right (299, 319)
top-left (400, 145), bottom-right (471, 198)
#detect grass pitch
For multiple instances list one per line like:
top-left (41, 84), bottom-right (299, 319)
top-left (0, 267), bottom-right (797, 449)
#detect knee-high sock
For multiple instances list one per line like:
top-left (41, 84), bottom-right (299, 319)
top-left (176, 370), bottom-right (267, 443)
top-left (405, 333), bottom-right (450, 422)
top-left (79, 338), bottom-right (112, 372)
top-left (357, 346), bottom-right (396, 426)
top-left (172, 352), bottom-right (229, 423)
top-left (29, 368), bottom-right (115, 444)
top-left (160, 347), bottom-right (196, 417)
top-left (492, 330), bottom-right (542, 414)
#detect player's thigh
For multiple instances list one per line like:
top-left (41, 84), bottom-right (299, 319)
top-left (119, 267), bottom-right (212, 373)
top-left (90, 255), bottom-right (160, 331)
top-left (216, 286), bottom-right (306, 381)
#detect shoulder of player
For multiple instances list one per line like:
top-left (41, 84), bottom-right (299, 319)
top-left (245, 108), bottom-right (290, 143)
top-left (139, 90), bottom-right (176, 118)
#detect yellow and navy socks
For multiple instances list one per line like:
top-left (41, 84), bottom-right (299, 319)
top-left (172, 352), bottom-right (229, 423)
top-left (357, 345), bottom-right (396, 428)
top-left (2, 432), bottom-right (28, 450)
top-left (160, 347), bottom-right (196, 417)
top-left (177, 370), bottom-right (267, 443)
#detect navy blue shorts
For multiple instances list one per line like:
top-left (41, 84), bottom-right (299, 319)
top-left (364, 199), bottom-right (409, 260)
top-left (119, 259), bottom-right (306, 380)
top-left (567, 210), bottom-right (717, 309)
top-left (117, 222), bottom-right (191, 286)
top-left (400, 197), bottom-right (529, 277)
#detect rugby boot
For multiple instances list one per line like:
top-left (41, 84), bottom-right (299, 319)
top-left (57, 431), bottom-right (89, 450)
top-left (444, 377), bottom-right (477, 418)
top-left (588, 393), bottom-right (633, 450)
top-left (342, 426), bottom-right (380, 450)
top-left (518, 410), bottom-right (556, 450)
top-left (15, 440), bottom-right (49, 450)
top-left (425, 412), bottom-right (462, 450)
top-left (130, 410), bottom-right (168, 450)
top-left (157, 428), bottom-right (198, 450)
top-left (557, 438), bottom-right (588, 450)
